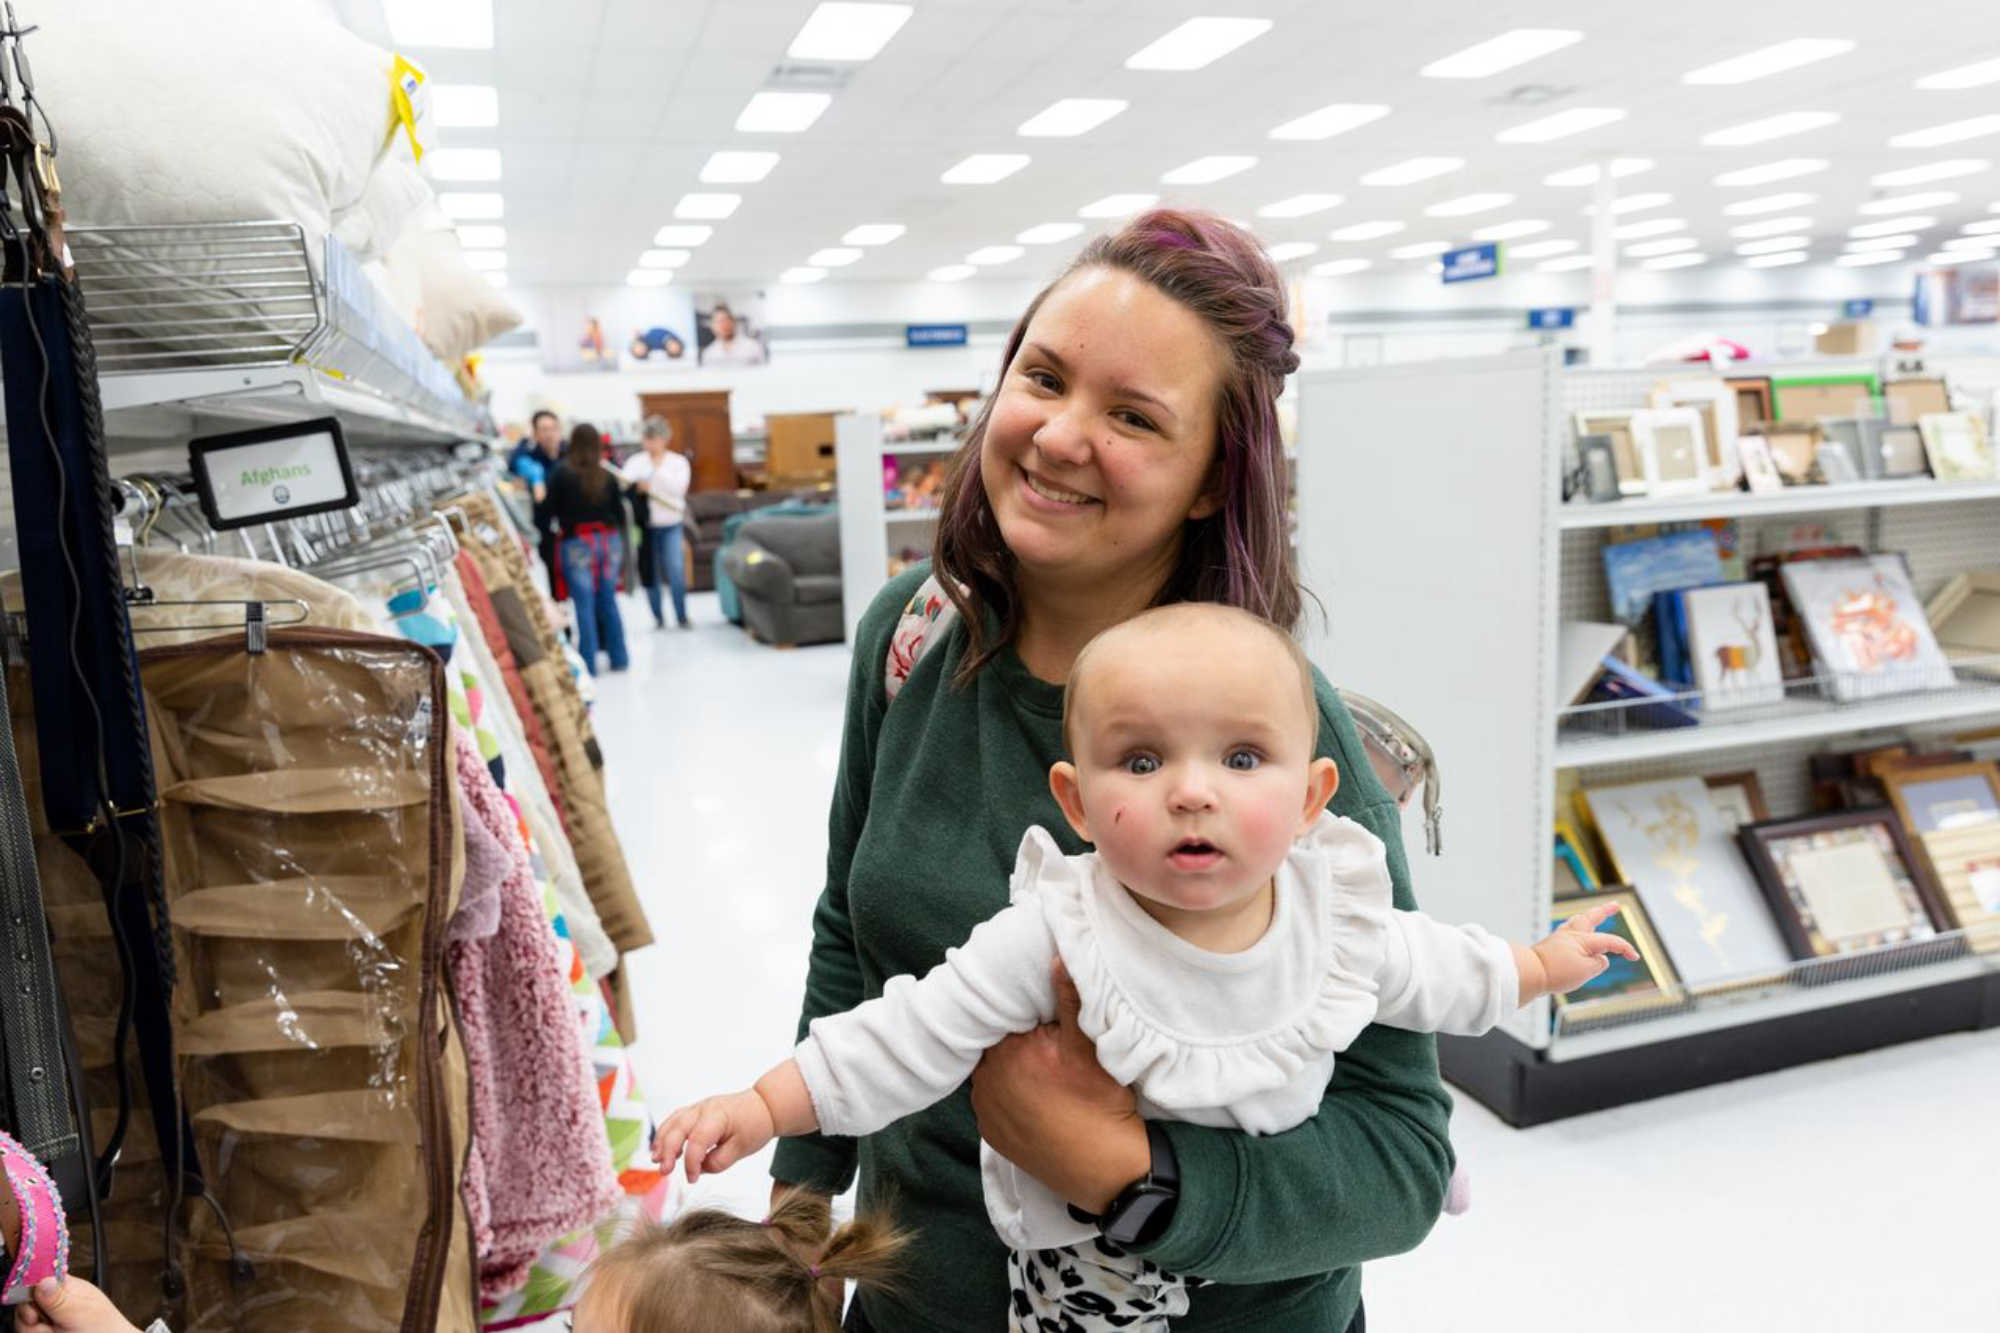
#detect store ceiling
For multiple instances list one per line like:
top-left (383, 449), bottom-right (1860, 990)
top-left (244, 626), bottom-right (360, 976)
top-left (378, 0), bottom-right (2000, 290)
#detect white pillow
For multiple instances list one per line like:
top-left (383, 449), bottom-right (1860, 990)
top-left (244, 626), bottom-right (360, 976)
top-left (384, 208), bottom-right (523, 363)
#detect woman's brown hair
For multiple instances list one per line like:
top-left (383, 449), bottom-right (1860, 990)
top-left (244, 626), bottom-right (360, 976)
top-left (931, 208), bottom-right (1302, 687)
top-left (568, 423), bottom-right (613, 503)
top-left (579, 1188), bottom-right (905, 1332)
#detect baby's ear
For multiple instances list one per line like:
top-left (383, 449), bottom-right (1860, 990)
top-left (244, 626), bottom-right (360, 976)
top-left (1299, 758), bottom-right (1339, 832)
top-left (1049, 762), bottom-right (1091, 841)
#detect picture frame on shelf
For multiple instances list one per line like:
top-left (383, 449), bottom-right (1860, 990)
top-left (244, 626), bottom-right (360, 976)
top-left (1575, 410), bottom-right (1648, 496)
top-left (1704, 770), bottom-right (1772, 833)
top-left (1820, 418), bottom-right (1884, 481)
top-left (1651, 378), bottom-right (1741, 490)
top-left (1925, 571), bottom-right (2000, 664)
top-left (1601, 529), bottom-right (1724, 626)
top-left (1917, 411), bottom-right (1997, 481)
top-left (1878, 759), bottom-right (2000, 945)
top-left (1737, 809), bottom-right (1945, 959)
top-left (1578, 434), bottom-right (1623, 503)
top-left (1737, 436), bottom-right (1785, 494)
top-left (1549, 887), bottom-right (1682, 1022)
top-left (1878, 425), bottom-right (1930, 479)
top-left (1554, 821), bottom-right (1601, 900)
top-left (1752, 423), bottom-right (1823, 485)
top-left (1629, 407), bottom-right (1709, 497)
top-left (1815, 441), bottom-right (1861, 485)
top-left (1780, 554), bottom-right (1956, 702)
top-left (1684, 582), bottom-right (1785, 710)
top-left (1725, 375), bottom-right (1775, 432)
top-left (1772, 374), bottom-right (1878, 424)
top-left (1883, 377), bottom-right (1951, 426)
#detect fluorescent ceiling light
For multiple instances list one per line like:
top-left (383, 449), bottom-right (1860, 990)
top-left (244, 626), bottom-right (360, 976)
top-left (462, 250), bottom-right (505, 271)
top-left (384, 0), bottom-right (492, 48)
top-left (1683, 39), bottom-right (1854, 85)
top-left (1079, 193), bottom-right (1159, 218)
top-left (1713, 158), bottom-right (1828, 186)
top-left (1835, 250), bottom-right (1908, 266)
top-left (1962, 218), bottom-right (2000, 234)
top-left (1361, 156), bottom-right (1464, 186)
top-left (942, 154), bottom-right (1030, 184)
top-left (655, 224), bottom-right (713, 246)
top-left (1424, 193), bottom-right (1513, 217)
top-left (1509, 238), bottom-right (1578, 258)
top-left (1944, 233), bottom-right (2000, 248)
top-left (1890, 116), bottom-right (2000, 148)
top-left (675, 193), bottom-right (741, 219)
top-left (438, 191), bottom-right (503, 220)
top-left (1859, 191), bottom-right (1959, 215)
top-left (1269, 103), bottom-right (1390, 140)
top-left (780, 266), bottom-right (828, 284)
top-left (1735, 236), bottom-right (1809, 255)
top-left (1724, 192), bottom-right (1817, 215)
top-left (787, 3), bottom-right (913, 60)
top-left (1744, 251), bottom-right (1809, 267)
top-left (1730, 215), bottom-right (1814, 237)
top-left (1472, 219), bottom-right (1550, 240)
top-left (638, 249), bottom-right (692, 268)
top-left (1644, 252), bottom-right (1709, 270)
top-left (808, 247), bottom-right (863, 266)
top-left (700, 151), bottom-right (780, 183)
top-left (966, 245), bottom-right (1025, 265)
top-left (843, 224), bottom-right (906, 245)
top-left (1018, 98), bottom-right (1128, 138)
top-left (430, 84), bottom-right (498, 127)
top-left (1624, 236), bottom-right (1700, 257)
top-left (928, 264), bottom-right (976, 282)
top-left (1421, 29), bottom-right (1581, 79)
top-left (1930, 250), bottom-right (1997, 263)
top-left (1309, 258), bottom-right (1372, 276)
top-left (1126, 17), bottom-right (1272, 70)
top-left (1613, 217), bottom-right (1687, 240)
top-left (736, 91), bottom-right (832, 133)
top-left (1496, 107), bottom-right (1625, 143)
top-left (1265, 242), bottom-right (1319, 262)
top-left (1257, 193), bottom-right (1343, 218)
top-left (1017, 222), bottom-right (1085, 244)
top-left (1389, 240), bottom-right (1453, 258)
top-left (1162, 155), bottom-right (1258, 184)
top-left (1845, 234), bottom-right (1921, 252)
top-left (626, 269), bottom-right (672, 287)
top-left (426, 148), bottom-right (502, 181)
top-left (455, 225), bottom-right (505, 248)
top-left (483, 272), bottom-right (506, 289)
top-left (1916, 57), bottom-right (2000, 90)
top-left (1583, 192), bottom-right (1673, 216)
top-left (1871, 158), bottom-right (1988, 186)
top-left (1701, 111), bottom-right (1838, 147)
top-left (1326, 221), bottom-right (1404, 241)
top-left (1544, 158), bottom-right (1653, 186)
top-left (1539, 255), bottom-right (1596, 272)
top-left (1850, 215), bottom-right (1936, 236)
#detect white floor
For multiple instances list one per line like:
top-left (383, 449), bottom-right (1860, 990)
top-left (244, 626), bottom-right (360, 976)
top-left (593, 591), bottom-right (2000, 1332)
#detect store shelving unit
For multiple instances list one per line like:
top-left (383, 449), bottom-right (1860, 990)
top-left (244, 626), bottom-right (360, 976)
top-left (834, 412), bottom-right (960, 641)
top-left (1295, 346), bottom-right (2000, 1126)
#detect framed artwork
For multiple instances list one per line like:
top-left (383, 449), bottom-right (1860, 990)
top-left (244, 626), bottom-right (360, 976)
top-left (1881, 761), bottom-right (2000, 836)
top-left (1705, 771), bottom-right (1771, 833)
top-left (1579, 435), bottom-right (1623, 503)
top-left (1738, 809), bottom-right (1943, 958)
top-left (1926, 571), bottom-right (2000, 662)
top-left (1630, 407), bottom-right (1709, 497)
top-left (1554, 821), bottom-right (1601, 900)
top-left (1601, 529), bottom-right (1724, 626)
top-left (1726, 376), bottom-right (1775, 431)
top-left (1883, 378), bottom-right (1951, 426)
top-left (1773, 375), bottom-right (1879, 424)
top-left (1651, 378), bottom-right (1742, 489)
top-left (1575, 411), bottom-right (1648, 496)
top-left (1549, 887), bottom-right (1682, 1021)
top-left (1780, 555), bottom-right (1955, 701)
top-left (1815, 442), bottom-right (1860, 485)
top-left (1754, 424), bottom-right (1823, 485)
top-left (1878, 425), bottom-right (1931, 479)
top-left (1917, 411), bottom-right (1997, 481)
top-left (1578, 775), bottom-right (1792, 988)
top-left (1820, 419), bottom-right (1881, 481)
top-left (1737, 436), bottom-right (1784, 494)
top-left (1684, 582), bottom-right (1785, 709)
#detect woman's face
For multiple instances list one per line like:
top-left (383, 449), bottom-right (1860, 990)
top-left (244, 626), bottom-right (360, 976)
top-left (980, 267), bottom-right (1226, 597)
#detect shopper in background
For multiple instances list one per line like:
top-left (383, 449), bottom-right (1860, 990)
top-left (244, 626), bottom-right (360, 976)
top-left (774, 210), bottom-right (1434, 1333)
top-left (512, 408), bottom-right (567, 592)
top-left (620, 415), bottom-right (692, 630)
top-left (548, 423), bottom-right (631, 674)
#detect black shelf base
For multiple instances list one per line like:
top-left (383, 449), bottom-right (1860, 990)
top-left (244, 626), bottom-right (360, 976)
top-left (1440, 967), bottom-right (2000, 1127)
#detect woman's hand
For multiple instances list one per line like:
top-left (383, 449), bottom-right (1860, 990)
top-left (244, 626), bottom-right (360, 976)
top-left (970, 960), bottom-right (1150, 1215)
top-left (17, 1277), bottom-right (143, 1332)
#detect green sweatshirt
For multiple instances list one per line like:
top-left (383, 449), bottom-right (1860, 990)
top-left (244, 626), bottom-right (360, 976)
top-left (773, 565), bottom-right (1454, 1331)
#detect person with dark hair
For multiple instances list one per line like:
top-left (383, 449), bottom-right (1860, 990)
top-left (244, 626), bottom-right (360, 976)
top-left (771, 211), bottom-right (1439, 1333)
top-left (510, 408), bottom-right (566, 591)
top-left (547, 423), bottom-right (631, 674)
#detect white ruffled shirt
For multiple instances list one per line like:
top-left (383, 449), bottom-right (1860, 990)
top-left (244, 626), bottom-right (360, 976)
top-left (794, 812), bottom-right (1516, 1250)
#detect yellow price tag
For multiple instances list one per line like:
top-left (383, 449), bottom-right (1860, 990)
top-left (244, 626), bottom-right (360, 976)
top-left (391, 54), bottom-right (428, 163)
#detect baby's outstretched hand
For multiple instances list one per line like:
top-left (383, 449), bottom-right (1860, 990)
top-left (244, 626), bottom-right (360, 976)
top-left (1530, 903), bottom-right (1641, 996)
top-left (652, 1090), bottom-right (776, 1183)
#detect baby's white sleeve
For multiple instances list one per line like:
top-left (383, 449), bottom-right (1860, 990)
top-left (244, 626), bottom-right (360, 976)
top-left (1373, 910), bottom-right (1519, 1036)
top-left (794, 902), bottom-right (1058, 1137)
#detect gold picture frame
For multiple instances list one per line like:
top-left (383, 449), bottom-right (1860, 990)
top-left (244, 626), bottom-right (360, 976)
top-left (1880, 760), bottom-right (2000, 947)
top-left (1549, 887), bottom-right (1682, 1022)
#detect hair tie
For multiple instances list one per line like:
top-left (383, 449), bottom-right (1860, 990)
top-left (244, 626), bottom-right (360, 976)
top-left (809, 1264), bottom-right (821, 1278)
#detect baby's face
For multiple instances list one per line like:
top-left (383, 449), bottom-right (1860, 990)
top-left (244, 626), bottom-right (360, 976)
top-left (1063, 621), bottom-right (1322, 916)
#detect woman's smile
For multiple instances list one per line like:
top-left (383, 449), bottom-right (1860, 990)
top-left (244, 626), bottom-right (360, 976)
top-left (1019, 466), bottom-right (1099, 511)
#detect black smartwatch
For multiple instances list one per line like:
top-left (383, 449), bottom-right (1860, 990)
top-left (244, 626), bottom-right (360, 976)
top-left (1067, 1120), bottom-right (1179, 1247)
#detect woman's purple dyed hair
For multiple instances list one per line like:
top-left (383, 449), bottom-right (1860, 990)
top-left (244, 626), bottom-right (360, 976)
top-left (932, 208), bottom-right (1302, 686)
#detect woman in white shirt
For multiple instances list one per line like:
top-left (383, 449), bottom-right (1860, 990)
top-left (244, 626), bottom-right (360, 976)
top-left (619, 416), bottom-right (693, 629)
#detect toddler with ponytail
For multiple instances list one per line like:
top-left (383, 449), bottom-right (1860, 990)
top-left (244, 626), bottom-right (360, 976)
top-left (571, 1188), bottom-right (905, 1332)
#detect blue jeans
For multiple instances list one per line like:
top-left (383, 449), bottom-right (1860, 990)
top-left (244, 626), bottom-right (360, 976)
top-left (561, 532), bottom-right (629, 674)
top-left (646, 523), bottom-right (689, 627)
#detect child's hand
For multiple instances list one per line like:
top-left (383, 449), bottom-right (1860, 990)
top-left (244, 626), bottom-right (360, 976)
top-left (1528, 903), bottom-right (1641, 997)
top-left (652, 1090), bottom-right (776, 1183)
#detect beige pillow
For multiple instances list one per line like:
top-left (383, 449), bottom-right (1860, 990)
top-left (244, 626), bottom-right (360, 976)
top-left (384, 208), bottom-right (523, 363)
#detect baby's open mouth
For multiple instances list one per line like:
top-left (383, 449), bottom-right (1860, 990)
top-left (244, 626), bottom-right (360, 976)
top-left (1169, 838), bottom-right (1224, 869)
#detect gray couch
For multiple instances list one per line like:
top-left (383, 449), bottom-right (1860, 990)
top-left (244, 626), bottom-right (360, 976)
top-left (721, 511), bottom-right (844, 647)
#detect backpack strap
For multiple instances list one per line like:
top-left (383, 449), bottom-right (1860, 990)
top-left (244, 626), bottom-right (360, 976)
top-left (883, 574), bottom-right (959, 703)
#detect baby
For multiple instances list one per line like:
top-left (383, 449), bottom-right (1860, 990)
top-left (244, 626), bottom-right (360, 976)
top-left (656, 603), bottom-right (1635, 1331)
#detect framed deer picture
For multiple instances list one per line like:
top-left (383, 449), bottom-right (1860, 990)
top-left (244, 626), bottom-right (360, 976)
top-left (1684, 582), bottom-right (1785, 710)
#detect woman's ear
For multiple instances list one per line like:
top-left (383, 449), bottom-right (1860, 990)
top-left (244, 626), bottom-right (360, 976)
top-left (1187, 455), bottom-right (1225, 521)
top-left (1049, 762), bottom-right (1092, 841)
top-left (1298, 758), bottom-right (1339, 834)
